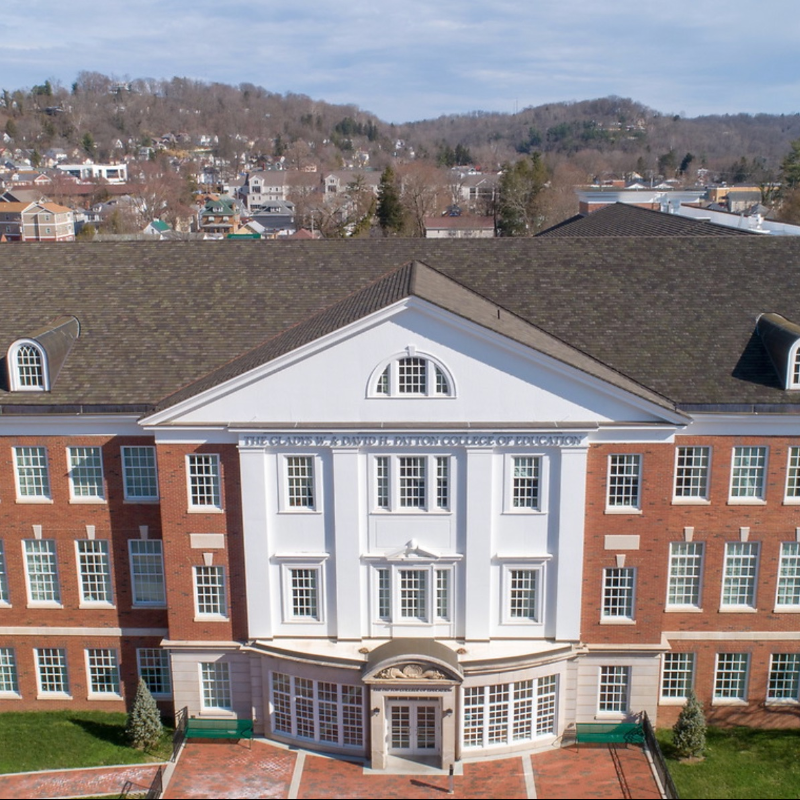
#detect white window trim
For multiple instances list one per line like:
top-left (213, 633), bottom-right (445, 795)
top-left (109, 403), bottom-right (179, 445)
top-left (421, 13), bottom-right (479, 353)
top-left (0, 647), bottom-right (21, 698)
top-left (605, 453), bottom-right (642, 514)
top-left (75, 539), bottom-right (114, 608)
top-left (501, 562), bottom-right (546, 626)
top-left (136, 648), bottom-right (173, 698)
top-left (665, 541), bottom-right (705, 611)
top-left (370, 561), bottom-right (456, 627)
top-left (0, 540), bottom-right (10, 607)
top-left (659, 652), bottom-right (696, 704)
top-left (128, 539), bottom-right (167, 608)
top-left (367, 350), bottom-right (456, 398)
top-left (199, 661), bottom-right (234, 715)
top-left (280, 561), bottom-right (325, 623)
top-left (35, 647), bottom-right (71, 699)
top-left (67, 446), bottom-right (106, 503)
top-left (279, 454), bottom-right (321, 513)
top-left (13, 445), bottom-right (53, 503)
top-left (193, 564), bottom-right (228, 621)
top-left (712, 652), bottom-right (750, 705)
top-left (600, 567), bottom-right (636, 624)
top-left (720, 541), bottom-right (760, 612)
top-left (728, 446), bottom-right (768, 505)
top-left (597, 665), bottom-right (631, 716)
top-left (186, 453), bottom-right (223, 512)
top-left (371, 454), bottom-right (453, 514)
top-left (85, 648), bottom-right (122, 700)
top-left (672, 445), bottom-right (711, 505)
top-left (774, 541), bottom-right (800, 612)
top-left (787, 340), bottom-right (800, 390)
top-left (23, 539), bottom-right (61, 608)
top-left (765, 653), bottom-right (800, 704)
top-left (121, 445), bottom-right (160, 503)
top-left (7, 339), bottom-right (49, 392)
top-left (503, 454), bottom-right (547, 514)
top-left (783, 446), bottom-right (800, 505)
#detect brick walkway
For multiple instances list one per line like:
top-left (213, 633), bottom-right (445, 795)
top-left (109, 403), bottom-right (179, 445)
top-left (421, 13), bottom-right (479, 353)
top-left (0, 763), bottom-right (162, 799)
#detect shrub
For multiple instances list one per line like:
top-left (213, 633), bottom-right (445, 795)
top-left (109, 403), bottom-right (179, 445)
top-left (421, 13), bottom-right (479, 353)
top-left (126, 679), bottom-right (163, 751)
top-left (672, 688), bottom-right (707, 759)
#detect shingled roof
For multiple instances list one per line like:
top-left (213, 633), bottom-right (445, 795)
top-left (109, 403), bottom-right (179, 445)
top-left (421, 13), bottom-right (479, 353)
top-left (1, 238), bottom-right (799, 414)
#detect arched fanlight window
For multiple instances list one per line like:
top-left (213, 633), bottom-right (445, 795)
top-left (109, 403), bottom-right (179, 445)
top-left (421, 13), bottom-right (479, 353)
top-left (370, 351), bottom-right (454, 398)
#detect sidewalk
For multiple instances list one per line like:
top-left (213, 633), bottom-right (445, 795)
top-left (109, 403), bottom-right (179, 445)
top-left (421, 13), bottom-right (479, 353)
top-left (0, 763), bottom-right (163, 799)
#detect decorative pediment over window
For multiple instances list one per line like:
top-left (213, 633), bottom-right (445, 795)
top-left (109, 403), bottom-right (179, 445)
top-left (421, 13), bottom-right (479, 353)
top-left (6, 315), bottom-right (80, 392)
top-left (369, 346), bottom-right (455, 398)
top-left (385, 540), bottom-right (445, 561)
top-left (757, 313), bottom-right (800, 390)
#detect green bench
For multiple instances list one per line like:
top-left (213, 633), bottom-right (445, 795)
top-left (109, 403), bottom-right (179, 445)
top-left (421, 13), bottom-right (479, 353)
top-left (185, 717), bottom-right (254, 746)
top-left (574, 722), bottom-right (644, 748)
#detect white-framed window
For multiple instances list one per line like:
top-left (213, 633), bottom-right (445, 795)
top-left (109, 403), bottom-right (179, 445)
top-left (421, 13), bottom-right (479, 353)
top-left (121, 446), bottom-right (159, 501)
top-left (503, 565), bottom-right (543, 624)
top-left (729, 446), bottom-right (767, 501)
top-left (187, 454), bottom-right (222, 509)
top-left (673, 446), bottom-right (710, 501)
top-left (68, 446), bottom-right (105, 500)
top-left (36, 648), bottom-right (69, 695)
top-left (776, 542), bottom-right (800, 608)
top-left (8, 341), bottom-right (48, 391)
top-left (86, 649), bottom-right (121, 696)
top-left (77, 540), bottom-right (113, 605)
top-left (286, 566), bottom-right (321, 621)
top-left (373, 564), bottom-right (453, 624)
top-left (598, 666), bottom-right (630, 714)
top-left (0, 648), bottom-right (19, 695)
top-left (137, 648), bottom-right (172, 697)
top-left (463, 675), bottom-right (558, 748)
top-left (713, 653), bottom-right (749, 701)
top-left (24, 539), bottom-right (60, 604)
top-left (602, 568), bottom-right (636, 621)
top-left (661, 653), bottom-right (695, 700)
top-left (0, 541), bottom-right (9, 605)
top-left (785, 447), bottom-right (800, 502)
top-left (508, 456), bottom-right (542, 511)
top-left (200, 661), bottom-right (232, 710)
top-left (766, 654), bottom-right (800, 702)
top-left (129, 539), bottom-right (166, 606)
top-left (371, 353), bottom-right (454, 397)
top-left (193, 565), bottom-right (227, 618)
top-left (271, 672), bottom-right (364, 748)
top-left (789, 344), bottom-right (800, 389)
top-left (284, 456), bottom-right (316, 510)
top-left (14, 446), bottom-right (51, 500)
top-left (373, 455), bottom-right (451, 512)
top-left (606, 454), bottom-right (641, 510)
top-left (666, 542), bottom-right (704, 608)
top-left (721, 542), bottom-right (759, 609)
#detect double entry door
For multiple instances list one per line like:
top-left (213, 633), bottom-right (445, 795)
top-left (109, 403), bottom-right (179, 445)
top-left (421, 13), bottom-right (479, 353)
top-left (387, 698), bottom-right (440, 756)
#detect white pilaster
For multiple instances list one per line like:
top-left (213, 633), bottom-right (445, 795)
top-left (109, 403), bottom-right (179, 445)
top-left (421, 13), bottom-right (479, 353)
top-left (464, 448), bottom-right (494, 640)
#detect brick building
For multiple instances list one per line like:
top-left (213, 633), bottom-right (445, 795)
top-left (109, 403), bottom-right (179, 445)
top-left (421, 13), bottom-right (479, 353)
top-left (0, 239), bottom-right (798, 768)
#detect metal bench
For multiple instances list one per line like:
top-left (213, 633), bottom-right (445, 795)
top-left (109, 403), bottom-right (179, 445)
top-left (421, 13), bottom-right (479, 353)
top-left (185, 717), bottom-right (254, 746)
top-left (574, 722), bottom-right (644, 748)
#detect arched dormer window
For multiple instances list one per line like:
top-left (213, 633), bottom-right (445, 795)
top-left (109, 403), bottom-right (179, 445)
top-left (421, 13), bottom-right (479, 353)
top-left (8, 341), bottom-right (48, 391)
top-left (369, 349), bottom-right (455, 398)
top-left (790, 342), bottom-right (800, 389)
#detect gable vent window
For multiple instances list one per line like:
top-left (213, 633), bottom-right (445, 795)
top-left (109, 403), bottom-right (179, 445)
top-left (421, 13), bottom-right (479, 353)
top-left (371, 352), bottom-right (454, 398)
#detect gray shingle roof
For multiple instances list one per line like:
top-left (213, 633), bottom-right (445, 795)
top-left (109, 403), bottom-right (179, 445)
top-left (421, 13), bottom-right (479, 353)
top-left (1, 238), bottom-right (800, 413)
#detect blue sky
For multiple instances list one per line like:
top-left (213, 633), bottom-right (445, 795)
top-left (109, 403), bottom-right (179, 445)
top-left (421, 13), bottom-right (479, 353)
top-left (2, 1), bottom-right (799, 122)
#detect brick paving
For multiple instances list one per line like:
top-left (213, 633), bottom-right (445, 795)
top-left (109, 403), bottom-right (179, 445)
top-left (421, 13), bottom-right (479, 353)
top-left (0, 763), bottom-right (162, 799)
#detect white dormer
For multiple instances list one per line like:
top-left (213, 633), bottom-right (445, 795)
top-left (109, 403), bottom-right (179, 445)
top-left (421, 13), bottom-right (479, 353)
top-left (8, 340), bottom-right (48, 391)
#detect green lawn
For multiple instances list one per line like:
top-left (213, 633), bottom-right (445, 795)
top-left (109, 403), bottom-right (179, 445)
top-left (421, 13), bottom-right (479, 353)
top-left (0, 711), bottom-right (172, 774)
top-left (657, 726), bottom-right (800, 799)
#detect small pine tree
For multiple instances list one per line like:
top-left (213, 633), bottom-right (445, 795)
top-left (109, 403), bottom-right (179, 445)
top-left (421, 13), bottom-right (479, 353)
top-left (672, 688), bottom-right (706, 759)
top-left (126, 678), bottom-right (163, 751)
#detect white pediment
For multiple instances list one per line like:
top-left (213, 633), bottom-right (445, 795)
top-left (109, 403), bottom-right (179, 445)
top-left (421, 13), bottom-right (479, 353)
top-left (145, 299), bottom-right (682, 427)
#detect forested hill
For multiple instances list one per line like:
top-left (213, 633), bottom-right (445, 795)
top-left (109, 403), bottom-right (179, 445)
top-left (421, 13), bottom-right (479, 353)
top-left (3, 73), bottom-right (799, 181)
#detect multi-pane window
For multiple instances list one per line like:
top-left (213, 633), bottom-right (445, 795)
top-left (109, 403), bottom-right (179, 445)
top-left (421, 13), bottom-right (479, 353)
top-left (767, 654), bottom-right (800, 702)
top-left (0, 541), bottom-right (8, 604)
top-left (194, 566), bottom-right (227, 617)
top-left (463, 675), bottom-right (558, 748)
top-left (14, 446), bottom-right (50, 499)
top-left (598, 666), bottom-right (630, 713)
top-left (721, 542), bottom-right (759, 608)
top-left (121, 446), bottom-right (159, 501)
top-left (674, 446), bottom-right (710, 499)
top-left (187, 454), bottom-right (221, 508)
top-left (77, 540), bottom-right (113, 604)
top-left (374, 455), bottom-right (451, 512)
top-left (68, 446), bottom-right (104, 499)
top-left (36, 648), bottom-right (69, 694)
top-left (374, 356), bottom-right (452, 396)
top-left (602, 568), bottom-right (635, 620)
top-left (24, 539), bottom-right (60, 604)
top-left (271, 673), bottom-right (364, 747)
top-left (201, 662), bottom-right (232, 709)
top-left (730, 446), bottom-right (767, 500)
top-left (607, 454), bottom-right (641, 509)
top-left (785, 447), bottom-right (800, 499)
top-left (373, 565), bottom-right (452, 624)
top-left (776, 542), bottom-right (800, 607)
top-left (0, 648), bottom-right (19, 694)
top-left (512, 457), bottom-right (540, 509)
top-left (661, 653), bottom-right (695, 699)
top-left (129, 540), bottom-right (166, 606)
top-left (508, 569), bottom-right (539, 622)
top-left (16, 344), bottom-right (44, 388)
top-left (667, 542), bottom-right (704, 607)
top-left (289, 567), bottom-right (319, 620)
top-left (286, 456), bottom-right (315, 509)
top-left (399, 357), bottom-right (426, 393)
top-left (86, 649), bottom-right (121, 695)
top-left (137, 649), bottom-right (172, 697)
top-left (714, 653), bottom-right (749, 700)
